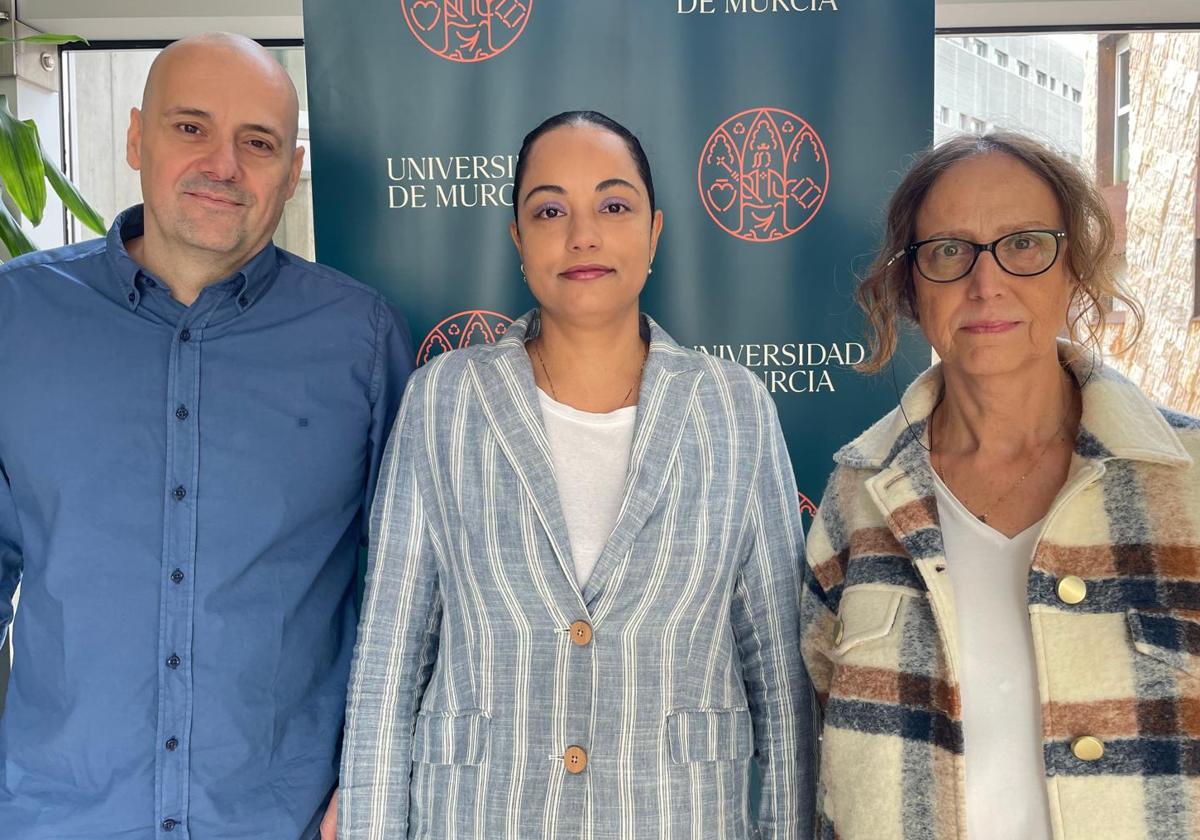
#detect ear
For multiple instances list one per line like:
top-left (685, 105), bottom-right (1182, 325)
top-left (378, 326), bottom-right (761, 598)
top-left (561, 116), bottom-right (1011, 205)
top-left (126, 108), bottom-right (143, 171)
top-left (648, 209), bottom-right (664, 264)
top-left (509, 219), bottom-right (523, 258)
top-left (284, 145), bottom-right (305, 200)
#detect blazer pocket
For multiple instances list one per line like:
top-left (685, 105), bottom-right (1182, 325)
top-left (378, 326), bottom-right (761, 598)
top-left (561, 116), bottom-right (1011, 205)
top-left (832, 586), bottom-right (903, 658)
top-left (411, 710), bottom-right (491, 765)
top-left (1127, 607), bottom-right (1200, 676)
top-left (666, 707), bottom-right (753, 764)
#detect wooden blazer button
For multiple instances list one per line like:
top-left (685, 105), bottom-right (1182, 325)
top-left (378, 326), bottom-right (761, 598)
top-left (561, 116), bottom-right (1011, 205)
top-left (564, 745), bottom-right (588, 774)
top-left (1057, 575), bottom-right (1088, 605)
top-left (570, 620), bottom-right (593, 646)
top-left (1071, 735), bottom-right (1105, 761)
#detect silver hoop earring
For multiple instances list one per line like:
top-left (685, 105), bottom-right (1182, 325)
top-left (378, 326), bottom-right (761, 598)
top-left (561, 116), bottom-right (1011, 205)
top-left (520, 263), bottom-right (527, 284)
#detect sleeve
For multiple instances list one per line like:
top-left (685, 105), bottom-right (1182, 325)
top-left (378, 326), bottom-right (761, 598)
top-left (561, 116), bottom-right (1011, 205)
top-left (0, 460), bottom-right (22, 646)
top-left (729, 384), bottom-right (817, 840)
top-left (339, 380), bottom-right (442, 839)
top-left (361, 296), bottom-right (417, 546)
top-left (799, 468), bottom-right (848, 706)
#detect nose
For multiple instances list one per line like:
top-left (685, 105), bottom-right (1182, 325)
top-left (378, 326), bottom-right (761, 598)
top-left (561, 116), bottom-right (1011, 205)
top-left (965, 248), bottom-right (1007, 299)
top-left (198, 139), bottom-right (241, 182)
top-left (566, 213), bottom-right (601, 252)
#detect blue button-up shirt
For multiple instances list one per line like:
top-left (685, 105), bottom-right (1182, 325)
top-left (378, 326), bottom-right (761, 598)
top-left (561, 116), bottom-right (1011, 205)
top-left (0, 206), bottom-right (414, 840)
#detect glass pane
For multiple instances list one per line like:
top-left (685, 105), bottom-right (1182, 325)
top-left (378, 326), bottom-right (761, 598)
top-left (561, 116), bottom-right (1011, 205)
top-left (65, 47), bottom-right (315, 261)
top-left (1116, 112), bottom-right (1130, 183)
top-left (1117, 50), bottom-right (1131, 109)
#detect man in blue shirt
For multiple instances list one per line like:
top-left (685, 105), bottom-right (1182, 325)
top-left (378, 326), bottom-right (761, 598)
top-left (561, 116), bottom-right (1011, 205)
top-left (0, 32), bottom-right (414, 839)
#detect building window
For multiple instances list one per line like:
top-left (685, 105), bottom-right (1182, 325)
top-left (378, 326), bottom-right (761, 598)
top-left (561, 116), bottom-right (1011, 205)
top-left (1037, 70), bottom-right (1048, 86)
top-left (960, 36), bottom-right (971, 50)
top-left (996, 50), bottom-right (1009, 68)
top-left (1018, 61), bottom-right (1030, 78)
top-left (972, 118), bottom-right (987, 134)
top-left (939, 106), bottom-right (950, 125)
top-left (959, 113), bottom-right (972, 131)
top-left (1115, 44), bottom-right (1131, 183)
top-left (1050, 76), bottom-right (1057, 92)
top-left (1072, 88), bottom-right (1082, 103)
top-left (974, 39), bottom-right (989, 58)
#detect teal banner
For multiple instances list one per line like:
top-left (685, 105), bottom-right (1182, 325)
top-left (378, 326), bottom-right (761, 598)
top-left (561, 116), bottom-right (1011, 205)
top-left (302, 0), bottom-right (933, 518)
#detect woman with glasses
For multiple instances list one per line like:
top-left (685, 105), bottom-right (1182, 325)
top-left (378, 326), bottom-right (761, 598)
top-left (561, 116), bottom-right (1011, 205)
top-left (801, 132), bottom-right (1200, 839)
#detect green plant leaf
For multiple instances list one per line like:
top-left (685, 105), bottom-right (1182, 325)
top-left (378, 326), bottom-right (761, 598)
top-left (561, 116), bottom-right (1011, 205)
top-left (0, 197), bottom-right (37, 258)
top-left (0, 33), bottom-right (88, 46)
top-left (42, 145), bottom-right (106, 236)
top-left (0, 96), bottom-right (46, 225)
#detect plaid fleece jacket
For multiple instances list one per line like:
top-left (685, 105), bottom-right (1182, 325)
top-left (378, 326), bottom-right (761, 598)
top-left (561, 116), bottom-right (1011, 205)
top-left (801, 349), bottom-right (1200, 840)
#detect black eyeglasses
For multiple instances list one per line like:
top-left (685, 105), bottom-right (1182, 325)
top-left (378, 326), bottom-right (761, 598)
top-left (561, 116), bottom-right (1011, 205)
top-left (888, 229), bottom-right (1068, 284)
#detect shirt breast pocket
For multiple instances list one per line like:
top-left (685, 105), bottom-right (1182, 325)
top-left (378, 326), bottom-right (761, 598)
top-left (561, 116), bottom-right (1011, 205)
top-left (831, 586), bottom-right (905, 661)
top-left (1127, 607), bottom-right (1200, 683)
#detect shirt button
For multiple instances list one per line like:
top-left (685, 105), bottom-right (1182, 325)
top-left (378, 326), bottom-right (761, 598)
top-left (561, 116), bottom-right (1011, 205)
top-left (127, 291), bottom-right (136, 303)
top-left (145, 278), bottom-right (156, 288)
top-left (569, 620), bottom-right (593, 646)
top-left (1071, 735), bottom-right (1105, 761)
top-left (166, 654), bottom-right (181, 669)
top-left (238, 295), bottom-right (249, 307)
top-left (173, 486), bottom-right (187, 501)
top-left (179, 329), bottom-right (191, 342)
top-left (162, 819), bottom-right (177, 831)
top-left (564, 745), bottom-right (588, 774)
top-left (165, 737), bottom-right (179, 751)
top-left (175, 405), bottom-right (189, 421)
top-left (1057, 575), bottom-right (1087, 605)
top-left (170, 569), bottom-right (185, 584)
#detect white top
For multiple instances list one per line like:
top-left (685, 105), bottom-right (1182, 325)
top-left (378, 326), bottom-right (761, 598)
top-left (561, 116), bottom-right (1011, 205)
top-left (538, 390), bottom-right (637, 589)
top-left (931, 470), bottom-right (1053, 840)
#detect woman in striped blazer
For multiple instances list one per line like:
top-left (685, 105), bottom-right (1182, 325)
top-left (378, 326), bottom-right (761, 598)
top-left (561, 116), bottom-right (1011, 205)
top-left (338, 111), bottom-right (815, 839)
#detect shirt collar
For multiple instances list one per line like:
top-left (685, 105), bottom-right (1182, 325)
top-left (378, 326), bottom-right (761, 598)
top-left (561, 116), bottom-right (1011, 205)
top-left (104, 204), bottom-right (280, 313)
top-left (835, 340), bottom-right (1192, 471)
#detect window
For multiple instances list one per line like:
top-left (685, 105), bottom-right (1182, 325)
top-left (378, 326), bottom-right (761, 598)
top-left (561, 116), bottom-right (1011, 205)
top-left (1072, 88), bottom-right (1082, 103)
top-left (939, 106), bottom-right (950, 125)
top-left (960, 36), bottom-right (971, 50)
top-left (996, 50), bottom-right (1009, 68)
top-left (1037, 70), bottom-right (1048, 86)
top-left (974, 39), bottom-right (988, 58)
top-left (959, 112), bottom-right (972, 131)
top-left (972, 118), bottom-right (987, 134)
top-left (1115, 44), bottom-right (1131, 183)
top-left (1050, 76), bottom-right (1057, 92)
top-left (1018, 61), bottom-right (1030, 78)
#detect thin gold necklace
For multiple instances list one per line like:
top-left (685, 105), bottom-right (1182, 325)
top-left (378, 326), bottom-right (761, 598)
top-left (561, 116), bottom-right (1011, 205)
top-left (532, 338), bottom-right (646, 409)
top-left (930, 393), bottom-right (1074, 525)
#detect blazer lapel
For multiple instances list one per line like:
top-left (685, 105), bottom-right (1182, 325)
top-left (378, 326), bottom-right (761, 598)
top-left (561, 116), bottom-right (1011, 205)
top-left (468, 317), bottom-right (580, 603)
top-left (583, 319), bottom-right (704, 612)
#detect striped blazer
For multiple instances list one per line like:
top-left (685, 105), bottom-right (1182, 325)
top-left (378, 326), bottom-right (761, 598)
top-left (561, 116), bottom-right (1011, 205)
top-left (801, 345), bottom-right (1200, 840)
top-left (340, 311), bottom-right (814, 840)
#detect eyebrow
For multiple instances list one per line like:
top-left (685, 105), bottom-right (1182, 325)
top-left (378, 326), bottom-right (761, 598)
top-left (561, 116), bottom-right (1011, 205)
top-left (522, 177), bottom-right (642, 206)
top-left (164, 107), bottom-right (285, 144)
top-left (922, 220), bottom-right (1059, 240)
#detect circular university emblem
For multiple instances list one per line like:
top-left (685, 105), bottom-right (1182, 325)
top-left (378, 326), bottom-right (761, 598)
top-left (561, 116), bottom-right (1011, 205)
top-left (698, 108), bottom-right (830, 242)
top-left (418, 310), bottom-right (514, 366)
top-left (401, 0), bottom-right (532, 63)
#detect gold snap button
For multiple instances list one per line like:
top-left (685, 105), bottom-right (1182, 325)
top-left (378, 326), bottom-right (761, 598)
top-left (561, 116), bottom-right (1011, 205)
top-left (1056, 575), bottom-right (1087, 605)
top-left (569, 620), bottom-right (593, 646)
top-left (1071, 735), bottom-right (1105, 761)
top-left (833, 618), bottom-right (844, 646)
top-left (564, 745), bottom-right (588, 774)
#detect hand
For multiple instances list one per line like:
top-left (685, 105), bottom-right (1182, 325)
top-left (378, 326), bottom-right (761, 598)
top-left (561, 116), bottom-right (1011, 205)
top-left (320, 789), bottom-right (338, 840)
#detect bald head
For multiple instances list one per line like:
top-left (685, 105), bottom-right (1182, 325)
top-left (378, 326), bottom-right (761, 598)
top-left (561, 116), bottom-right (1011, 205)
top-left (142, 32), bottom-right (300, 145)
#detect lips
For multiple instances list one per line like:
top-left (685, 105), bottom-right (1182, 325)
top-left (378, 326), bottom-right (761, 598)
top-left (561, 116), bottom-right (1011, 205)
top-left (185, 191), bottom-right (244, 208)
top-left (961, 320), bottom-right (1020, 334)
top-left (559, 263), bottom-right (614, 281)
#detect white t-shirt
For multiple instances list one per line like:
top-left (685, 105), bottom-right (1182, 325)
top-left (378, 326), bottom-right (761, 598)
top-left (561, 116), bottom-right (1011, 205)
top-left (537, 390), bottom-right (637, 589)
top-left (931, 470), bottom-right (1053, 840)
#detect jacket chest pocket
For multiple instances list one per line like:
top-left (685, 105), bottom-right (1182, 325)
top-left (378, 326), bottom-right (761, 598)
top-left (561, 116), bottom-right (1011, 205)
top-left (831, 586), bottom-right (906, 661)
top-left (666, 708), bottom-right (753, 763)
top-left (1127, 607), bottom-right (1200, 683)
top-left (411, 710), bottom-right (491, 765)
